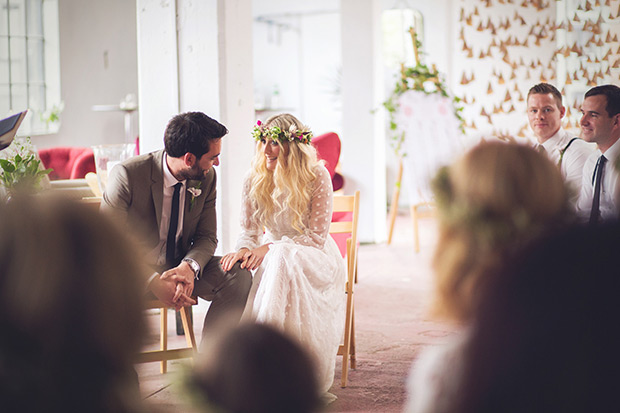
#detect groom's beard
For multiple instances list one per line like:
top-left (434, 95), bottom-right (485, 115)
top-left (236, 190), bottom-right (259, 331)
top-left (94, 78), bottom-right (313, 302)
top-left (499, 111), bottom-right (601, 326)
top-left (180, 164), bottom-right (207, 181)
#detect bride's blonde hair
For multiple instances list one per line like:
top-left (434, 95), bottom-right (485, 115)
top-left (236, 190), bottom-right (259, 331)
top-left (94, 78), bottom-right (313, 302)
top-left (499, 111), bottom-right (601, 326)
top-left (248, 113), bottom-right (321, 234)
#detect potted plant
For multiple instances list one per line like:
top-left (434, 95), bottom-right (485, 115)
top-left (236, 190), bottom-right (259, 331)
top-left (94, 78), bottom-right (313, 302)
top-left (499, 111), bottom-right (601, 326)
top-left (0, 137), bottom-right (52, 199)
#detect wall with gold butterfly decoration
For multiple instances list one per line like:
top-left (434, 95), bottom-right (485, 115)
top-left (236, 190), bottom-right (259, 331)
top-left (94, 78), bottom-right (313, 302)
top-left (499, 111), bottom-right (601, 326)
top-left (453, 0), bottom-right (620, 141)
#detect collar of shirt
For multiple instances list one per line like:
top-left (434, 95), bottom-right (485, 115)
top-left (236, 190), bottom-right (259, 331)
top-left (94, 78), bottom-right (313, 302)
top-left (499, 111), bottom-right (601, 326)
top-left (600, 136), bottom-right (620, 165)
top-left (163, 152), bottom-right (186, 190)
top-left (539, 128), bottom-right (571, 162)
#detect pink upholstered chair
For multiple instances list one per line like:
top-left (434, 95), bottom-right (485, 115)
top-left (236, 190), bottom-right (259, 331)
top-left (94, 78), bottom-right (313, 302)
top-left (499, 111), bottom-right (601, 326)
top-left (312, 132), bottom-right (344, 191)
top-left (38, 147), bottom-right (96, 180)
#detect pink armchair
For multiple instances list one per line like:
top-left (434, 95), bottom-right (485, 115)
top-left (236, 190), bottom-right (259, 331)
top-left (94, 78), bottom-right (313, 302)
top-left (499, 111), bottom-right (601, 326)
top-left (312, 132), bottom-right (344, 191)
top-left (38, 147), bottom-right (96, 180)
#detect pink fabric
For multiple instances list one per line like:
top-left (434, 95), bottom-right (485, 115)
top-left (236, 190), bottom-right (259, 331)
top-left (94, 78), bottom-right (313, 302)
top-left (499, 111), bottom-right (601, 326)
top-left (38, 147), bottom-right (96, 180)
top-left (312, 132), bottom-right (344, 191)
top-left (70, 149), bottom-right (96, 179)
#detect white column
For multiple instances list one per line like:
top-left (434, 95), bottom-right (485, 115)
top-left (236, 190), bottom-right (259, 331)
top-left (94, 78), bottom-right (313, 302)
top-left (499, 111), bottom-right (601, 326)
top-left (216, 0), bottom-right (255, 253)
top-left (136, 0), bottom-right (179, 154)
top-left (136, 0), bottom-right (253, 253)
top-left (341, 0), bottom-right (386, 243)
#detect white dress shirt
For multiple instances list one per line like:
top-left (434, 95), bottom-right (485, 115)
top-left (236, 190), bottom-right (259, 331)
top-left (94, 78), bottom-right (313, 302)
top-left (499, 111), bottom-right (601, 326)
top-left (538, 128), bottom-right (596, 204)
top-left (576, 137), bottom-right (620, 223)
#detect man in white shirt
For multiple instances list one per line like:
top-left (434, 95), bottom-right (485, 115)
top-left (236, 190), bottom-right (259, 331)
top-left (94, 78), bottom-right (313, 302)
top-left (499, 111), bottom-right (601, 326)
top-left (576, 84), bottom-right (620, 224)
top-left (527, 83), bottom-right (595, 204)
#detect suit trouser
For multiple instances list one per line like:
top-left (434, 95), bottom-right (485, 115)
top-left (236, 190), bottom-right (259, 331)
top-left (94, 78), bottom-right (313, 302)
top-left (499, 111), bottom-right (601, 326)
top-left (191, 256), bottom-right (252, 344)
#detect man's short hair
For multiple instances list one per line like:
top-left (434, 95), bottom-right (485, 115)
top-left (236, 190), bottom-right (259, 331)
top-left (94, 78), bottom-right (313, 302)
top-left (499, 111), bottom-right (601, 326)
top-left (164, 112), bottom-right (228, 159)
top-left (527, 83), bottom-right (563, 110)
top-left (584, 84), bottom-right (620, 117)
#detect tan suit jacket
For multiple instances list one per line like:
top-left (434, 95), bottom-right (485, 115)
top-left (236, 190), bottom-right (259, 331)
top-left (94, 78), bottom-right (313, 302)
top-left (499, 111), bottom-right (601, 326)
top-left (101, 150), bottom-right (217, 273)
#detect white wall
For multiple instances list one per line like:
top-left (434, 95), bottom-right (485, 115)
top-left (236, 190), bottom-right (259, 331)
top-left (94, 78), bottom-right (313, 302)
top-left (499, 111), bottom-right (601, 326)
top-left (31, 0), bottom-right (138, 150)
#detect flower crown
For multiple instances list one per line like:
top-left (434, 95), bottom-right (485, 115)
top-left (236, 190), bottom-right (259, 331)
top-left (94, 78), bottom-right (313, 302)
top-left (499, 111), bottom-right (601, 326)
top-left (432, 166), bottom-right (535, 243)
top-left (252, 120), bottom-right (313, 145)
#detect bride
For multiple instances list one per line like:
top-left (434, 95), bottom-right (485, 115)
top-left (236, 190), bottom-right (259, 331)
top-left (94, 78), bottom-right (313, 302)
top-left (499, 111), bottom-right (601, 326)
top-left (221, 113), bottom-right (346, 393)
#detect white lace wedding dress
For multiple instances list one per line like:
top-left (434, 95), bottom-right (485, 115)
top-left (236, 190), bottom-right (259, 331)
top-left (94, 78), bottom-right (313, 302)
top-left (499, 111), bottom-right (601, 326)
top-left (235, 165), bottom-right (346, 393)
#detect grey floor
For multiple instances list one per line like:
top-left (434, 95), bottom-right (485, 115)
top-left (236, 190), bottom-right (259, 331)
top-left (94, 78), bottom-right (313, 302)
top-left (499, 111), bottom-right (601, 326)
top-left (137, 213), bottom-right (457, 412)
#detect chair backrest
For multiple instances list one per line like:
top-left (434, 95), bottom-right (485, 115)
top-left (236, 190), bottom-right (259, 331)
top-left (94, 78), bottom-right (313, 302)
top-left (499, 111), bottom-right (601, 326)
top-left (70, 149), bottom-right (96, 179)
top-left (312, 132), bottom-right (341, 179)
top-left (329, 191), bottom-right (360, 267)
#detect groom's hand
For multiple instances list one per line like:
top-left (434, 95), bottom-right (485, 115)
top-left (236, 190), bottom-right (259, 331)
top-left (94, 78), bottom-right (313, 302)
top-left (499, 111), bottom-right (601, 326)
top-left (161, 262), bottom-right (194, 285)
top-left (161, 262), bottom-right (195, 299)
top-left (149, 275), bottom-right (194, 310)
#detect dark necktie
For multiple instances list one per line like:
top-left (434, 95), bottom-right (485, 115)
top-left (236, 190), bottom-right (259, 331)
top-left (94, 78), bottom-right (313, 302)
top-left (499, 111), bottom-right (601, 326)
top-left (589, 155), bottom-right (607, 225)
top-left (166, 182), bottom-right (182, 266)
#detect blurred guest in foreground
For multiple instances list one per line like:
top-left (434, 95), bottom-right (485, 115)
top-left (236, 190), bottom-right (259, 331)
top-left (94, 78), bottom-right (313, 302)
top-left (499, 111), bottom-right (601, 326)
top-left (404, 141), bottom-right (573, 413)
top-left (187, 322), bottom-right (321, 413)
top-left (0, 195), bottom-right (148, 412)
top-left (445, 223), bottom-right (620, 413)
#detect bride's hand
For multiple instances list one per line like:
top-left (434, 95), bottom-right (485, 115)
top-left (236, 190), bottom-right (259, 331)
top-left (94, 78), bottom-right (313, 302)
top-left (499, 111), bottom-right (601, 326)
top-left (220, 248), bottom-right (249, 272)
top-left (244, 244), bottom-right (271, 271)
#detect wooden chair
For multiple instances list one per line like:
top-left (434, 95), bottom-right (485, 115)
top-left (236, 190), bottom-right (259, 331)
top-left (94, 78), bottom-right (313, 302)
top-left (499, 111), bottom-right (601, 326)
top-left (387, 159), bottom-right (436, 252)
top-left (85, 172), bottom-right (103, 197)
top-left (411, 202), bottom-right (436, 253)
top-left (330, 190), bottom-right (360, 387)
top-left (135, 301), bottom-right (198, 373)
top-left (79, 196), bottom-right (198, 373)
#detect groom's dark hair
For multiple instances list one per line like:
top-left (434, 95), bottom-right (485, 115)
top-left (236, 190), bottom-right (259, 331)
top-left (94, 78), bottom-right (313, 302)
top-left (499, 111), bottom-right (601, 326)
top-left (164, 111), bottom-right (228, 159)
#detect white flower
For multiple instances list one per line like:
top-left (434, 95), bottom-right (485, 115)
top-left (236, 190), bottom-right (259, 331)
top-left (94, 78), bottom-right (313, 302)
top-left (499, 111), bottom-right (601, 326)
top-left (188, 187), bottom-right (202, 198)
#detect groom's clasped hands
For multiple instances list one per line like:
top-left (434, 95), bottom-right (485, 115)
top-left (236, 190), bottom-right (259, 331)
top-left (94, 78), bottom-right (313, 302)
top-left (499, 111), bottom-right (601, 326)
top-left (156, 260), bottom-right (198, 310)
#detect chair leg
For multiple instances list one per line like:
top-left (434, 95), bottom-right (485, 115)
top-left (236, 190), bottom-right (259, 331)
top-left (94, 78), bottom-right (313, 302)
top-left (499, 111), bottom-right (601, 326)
top-left (180, 306), bottom-right (198, 352)
top-left (411, 204), bottom-right (420, 253)
top-left (350, 306), bottom-right (356, 369)
top-left (160, 308), bottom-right (167, 374)
top-left (341, 284), bottom-right (354, 388)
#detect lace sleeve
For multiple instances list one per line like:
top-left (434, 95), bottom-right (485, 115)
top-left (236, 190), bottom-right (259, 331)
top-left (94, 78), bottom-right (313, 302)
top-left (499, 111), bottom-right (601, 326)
top-left (279, 165), bottom-right (333, 249)
top-left (234, 175), bottom-right (263, 251)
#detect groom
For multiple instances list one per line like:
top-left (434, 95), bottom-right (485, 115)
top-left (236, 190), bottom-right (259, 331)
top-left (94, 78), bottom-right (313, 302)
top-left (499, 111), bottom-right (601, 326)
top-left (101, 111), bottom-right (252, 341)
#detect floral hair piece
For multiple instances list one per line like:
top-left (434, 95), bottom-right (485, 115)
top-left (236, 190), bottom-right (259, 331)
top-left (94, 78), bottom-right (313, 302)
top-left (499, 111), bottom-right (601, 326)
top-left (431, 166), bottom-right (535, 244)
top-left (252, 120), bottom-right (313, 145)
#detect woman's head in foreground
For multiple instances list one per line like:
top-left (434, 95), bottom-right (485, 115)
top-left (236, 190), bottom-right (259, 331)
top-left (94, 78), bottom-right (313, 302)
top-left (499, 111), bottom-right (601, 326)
top-left (431, 140), bottom-right (572, 322)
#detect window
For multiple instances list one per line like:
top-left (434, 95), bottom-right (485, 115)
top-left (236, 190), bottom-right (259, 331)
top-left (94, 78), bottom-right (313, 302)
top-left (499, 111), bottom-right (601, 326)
top-left (381, 7), bottom-right (424, 70)
top-left (0, 0), bottom-right (61, 135)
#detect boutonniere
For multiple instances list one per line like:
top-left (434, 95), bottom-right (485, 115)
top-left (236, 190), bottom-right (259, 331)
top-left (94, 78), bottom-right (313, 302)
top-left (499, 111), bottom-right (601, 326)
top-left (187, 182), bottom-right (202, 211)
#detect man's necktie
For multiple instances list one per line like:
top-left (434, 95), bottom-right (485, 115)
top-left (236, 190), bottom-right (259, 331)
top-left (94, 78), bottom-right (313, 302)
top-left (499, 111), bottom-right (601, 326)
top-left (536, 144), bottom-right (546, 155)
top-left (589, 155), bottom-right (607, 225)
top-left (166, 182), bottom-right (182, 266)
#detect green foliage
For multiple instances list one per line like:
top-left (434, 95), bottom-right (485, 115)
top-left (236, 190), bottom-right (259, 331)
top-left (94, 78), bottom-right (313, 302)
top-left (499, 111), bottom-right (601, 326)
top-left (382, 29), bottom-right (465, 158)
top-left (0, 137), bottom-right (52, 194)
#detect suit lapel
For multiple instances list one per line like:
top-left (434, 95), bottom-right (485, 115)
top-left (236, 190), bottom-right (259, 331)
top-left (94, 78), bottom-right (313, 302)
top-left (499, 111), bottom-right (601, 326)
top-left (151, 150), bottom-right (165, 230)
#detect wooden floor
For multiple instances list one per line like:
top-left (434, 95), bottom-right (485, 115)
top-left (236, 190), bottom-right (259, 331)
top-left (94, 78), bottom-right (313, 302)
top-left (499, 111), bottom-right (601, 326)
top-left (137, 212), bottom-right (457, 412)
